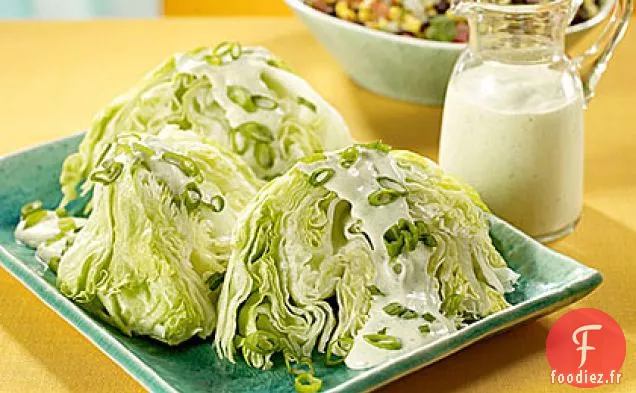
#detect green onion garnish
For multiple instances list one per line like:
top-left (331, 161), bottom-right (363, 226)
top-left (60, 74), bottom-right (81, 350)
top-left (208, 195), bottom-right (226, 213)
top-left (252, 95), bottom-right (278, 110)
top-left (231, 128), bottom-right (248, 154)
top-left (377, 327), bottom-right (387, 335)
top-left (45, 232), bottom-right (65, 246)
top-left (90, 161), bottom-right (124, 185)
top-left (361, 141), bottom-right (391, 153)
top-left (367, 285), bottom-right (385, 297)
top-left (392, 263), bottom-right (403, 274)
top-left (363, 334), bottom-right (402, 350)
top-left (55, 207), bottom-right (68, 218)
top-left (213, 41), bottom-right (233, 56)
top-left (227, 85), bottom-right (257, 113)
top-left (206, 272), bottom-right (224, 291)
top-left (243, 331), bottom-right (280, 355)
top-left (401, 309), bottom-right (419, 319)
top-left (254, 143), bottom-right (275, 169)
top-left (295, 373), bottom-right (322, 393)
top-left (182, 183), bottom-right (202, 211)
top-left (20, 200), bottom-right (43, 219)
top-left (204, 54), bottom-right (222, 65)
top-left (420, 233), bottom-right (438, 247)
top-left (383, 302), bottom-right (406, 316)
top-left (339, 146), bottom-right (359, 168)
top-left (418, 325), bottom-right (431, 335)
top-left (325, 337), bottom-right (353, 366)
top-left (23, 210), bottom-right (48, 229)
top-left (368, 189), bottom-right (401, 206)
top-left (308, 168), bottom-right (335, 187)
top-left (161, 151), bottom-right (200, 178)
top-left (376, 176), bottom-right (408, 195)
top-left (422, 312), bottom-right (436, 322)
top-left (230, 42), bottom-right (242, 59)
top-left (132, 142), bottom-right (155, 157)
top-left (297, 96), bottom-right (317, 112)
top-left (48, 256), bottom-right (61, 273)
top-left (239, 122), bottom-right (275, 143)
top-left (57, 217), bottom-right (76, 233)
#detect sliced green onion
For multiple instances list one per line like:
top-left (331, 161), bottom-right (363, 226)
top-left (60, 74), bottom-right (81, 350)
top-left (243, 331), bottom-right (280, 355)
top-left (206, 272), bottom-right (224, 291)
top-left (297, 96), bottom-right (317, 112)
top-left (383, 302), bottom-right (406, 316)
top-left (308, 168), bottom-right (335, 187)
top-left (231, 128), bottom-right (248, 154)
top-left (295, 373), bottom-right (322, 393)
top-left (325, 337), bottom-right (353, 366)
top-left (23, 210), bottom-right (48, 229)
top-left (182, 183), bottom-right (202, 211)
top-left (208, 195), bottom-right (226, 213)
top-left (90, 161), bottom-right (124, 185)
top-left (418, 325), bottom-right (431, 335)
top-left (213, 41), bottom-right (233, 56)
top-left (94, 143), bottom-right (113, 168)
top-left (422, 313), bottom-right (436, 322)
top-left (55, 207), bottom-right (68, 218)
top-left (377, 327), bottom-right (387, 335)
top-left (367, 285), bottom-right (385, 297)
top-left (45, 232), bottom-right (65, 246)
top-left (368, 189), bottom-right (401, 206)
top-left (252, 95), bottom-right (278, 110)
top-left (230, 42), bottom-right (242, 59)
top-left (299, 152), bottom-right (327, 164)
top-left (132, 142), bottom-right (155, 157)
top-left (48, 256), bottom-right (61, 273)
top-left (361, 141), bottom-right (391, 153)
top-left (254, 143), bottom-right (275, 169)
top-left (161, 151), bottom-right (200, 177)
top-left (401, 309), bottom-right (419, 319)
top-left (58, 217), bottom-right (76, 233)
top-left (339, 146), bottom-right (359, 168)
top-left (20, 200), bottom-right (43, 219)
top-left (377, 176), bottom-right (408, 195)
top-left (266, 57), bottom-right (290, 71)
top-left (363, 334), bottom-right (402, 350)
top-left (385, 235), bottom-right (404, 258)
top-left (392, 263), bottom-right (403, 275)
top-left (238, 122), bottom-right (275, 143)
top-left (289, 357), bottom-right (315, 376)
top-left (421, 233), bottom-right (438, 247)
top-left (204, 54), bottom-right (222, 65)
top-left (227, 85), bottom-right (257, 113)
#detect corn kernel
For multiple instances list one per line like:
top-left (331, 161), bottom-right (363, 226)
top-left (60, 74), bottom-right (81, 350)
top-left (426, 7), bottom-right (438, 17)
top-left (402, 14), bottom-right (422, 33)
top-left (388, 6), bottom-right (403, 21)
top-left (358, 7), bottom-right (373, 22)
top-left (335, 1), bottom-right (350, 19)
top-left (377, 17), bottom-right (389, 30)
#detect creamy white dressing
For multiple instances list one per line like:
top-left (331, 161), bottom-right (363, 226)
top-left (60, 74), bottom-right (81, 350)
top-left (14, 211), bottom-right (86, 264)
top-left (440, 63), bottom-right (584, 238)
top-left (297, 149), bottom-right (456, 369)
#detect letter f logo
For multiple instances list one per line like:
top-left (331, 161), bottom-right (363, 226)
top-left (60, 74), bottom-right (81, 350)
top-left (572, 324), bottom-right (602, 368)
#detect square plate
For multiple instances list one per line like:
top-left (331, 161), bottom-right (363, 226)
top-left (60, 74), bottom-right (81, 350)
top-left (0, 134), bottom-right (602, 393)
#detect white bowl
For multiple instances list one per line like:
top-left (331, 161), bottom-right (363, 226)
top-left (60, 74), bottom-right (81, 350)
top-left (285, 0), bottom-right (615, 105)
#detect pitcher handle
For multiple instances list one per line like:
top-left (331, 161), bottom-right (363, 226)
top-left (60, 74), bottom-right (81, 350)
top-left (573, 0), bottom-right (633, 103)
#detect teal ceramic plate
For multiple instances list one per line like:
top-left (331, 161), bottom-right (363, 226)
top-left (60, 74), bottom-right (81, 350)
top-left (0, 134), bottom-right (602, 393)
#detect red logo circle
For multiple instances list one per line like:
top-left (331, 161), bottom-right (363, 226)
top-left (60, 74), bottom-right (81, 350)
top-left (546, 308), bottom-right (626, 388)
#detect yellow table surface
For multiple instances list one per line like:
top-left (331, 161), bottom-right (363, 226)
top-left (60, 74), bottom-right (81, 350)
top-left (0, 17), bottom-right (634, 393)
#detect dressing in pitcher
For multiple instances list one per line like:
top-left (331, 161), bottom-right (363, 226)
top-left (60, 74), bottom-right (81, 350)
top-left (439, 0), bottom-right (632, 241)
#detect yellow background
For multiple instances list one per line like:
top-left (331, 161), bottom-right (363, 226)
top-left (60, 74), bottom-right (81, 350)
top-left (0, 3), bottom-right (635, 393)
top-left (164, 0), bottom-right (293, 16)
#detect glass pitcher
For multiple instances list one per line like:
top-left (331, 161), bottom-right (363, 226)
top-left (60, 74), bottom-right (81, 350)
top-left (438, 0), bottom-right (632, 242)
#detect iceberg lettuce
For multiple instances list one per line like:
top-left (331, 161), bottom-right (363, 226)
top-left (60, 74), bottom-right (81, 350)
top-left (56, 127), bottom-right (262, 345)
top-left (59, 42), bottom-right (351, 207)
top-left (215, 143), bottom-right (518, 370)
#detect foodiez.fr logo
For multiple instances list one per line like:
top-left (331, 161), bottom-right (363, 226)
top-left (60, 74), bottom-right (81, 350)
top-left (546, 308), bottom-right (626, 388)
